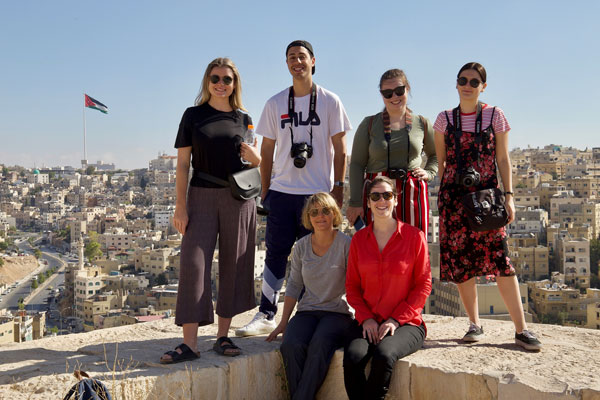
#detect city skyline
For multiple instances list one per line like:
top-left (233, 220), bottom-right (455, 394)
top-left (1, 1), bottom-right (598, 170)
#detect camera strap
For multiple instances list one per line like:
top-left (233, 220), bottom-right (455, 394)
top-left (450, 102), bottom-right (483, 182)
top-left (382, 109), bottom-right (412, 173)
top-left (288, 83), bottom-right (317, 148)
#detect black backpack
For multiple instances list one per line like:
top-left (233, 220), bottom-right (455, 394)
top-left (63, 371), bottom-right (112, 400)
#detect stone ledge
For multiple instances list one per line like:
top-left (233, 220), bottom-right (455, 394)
top-left (1, 312), bottom-right (599, 399)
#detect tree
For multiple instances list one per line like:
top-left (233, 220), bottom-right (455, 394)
top-left (85, 166), bottom-right (96, 175)
top-left (590, 239), bottom-right (600, 287)
top-left (48, 171), bottom-right (55, 180)
top-left (31, 279), bottom-right (38, 289)
top-left (50, 326), bottom-right (59, 334)
top-left (84, 240), bottom-right (102, 263)
top-left (156, 273), bottom-right (168, 286)
top-left (18, 302), bottom-right (25, 310)
top-left (33, 249), bottom-right (42, 259)
top-left (0, 241), bottom-right (8, 251)
top-left (140, 176), bottom-right (148, 190)
top-left (2, 167), bottom-right (8, 176)
top-left (37, 273), bottom-right (45, 284)
top-left (0, 258), bottom-right (4, 267)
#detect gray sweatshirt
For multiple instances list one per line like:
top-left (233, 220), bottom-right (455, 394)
top-left (285, 231), bottom-right (352, 315)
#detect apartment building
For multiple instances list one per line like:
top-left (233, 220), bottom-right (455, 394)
top-left (562, 177), bottom-right (600, 199)
top-left (530, 282), bottom-right (600, 324)
top-left (101, 228), bottom-right (137, 252)
top-left (134, 247), bottom-right (173, 277)
top-left (153, 207), bottom-right (174, 231)
top-left (559, 238), bottom-right (590, 288)
top-left (510, 244), bottom-right (549, 281)
top-left (83, 293), bottom-right (123, 331)
top-left (104, 274), bottom-right (148, 292)
top-left (550, 196), bottom-right (600, 237)
top-left (149, 154), bottom-right (176, 172)
top-left (74, 267), bottom-right (108, 318)
top-left (513, 188), bottom-right (540, 208)
top-left (586, 302), bottom-right (600, 330)
top-left (507, 207), bottom-right (547, 239)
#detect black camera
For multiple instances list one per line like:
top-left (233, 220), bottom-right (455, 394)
top-left (459, 167), bottom-right (481, 188)
top-left (291, 142), bottom-right (313, 168)
top-left (388, 168), bottom-right (407, 180)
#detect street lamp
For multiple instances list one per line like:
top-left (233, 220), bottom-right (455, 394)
top-left (58, 306), bottom-right (72, 335)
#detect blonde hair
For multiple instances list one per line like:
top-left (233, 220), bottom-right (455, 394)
top-left (301, 192), bottom-right (343, 231)
top-left (195, 57), bottom-right (246, 111)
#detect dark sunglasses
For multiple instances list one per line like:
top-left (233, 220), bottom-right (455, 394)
top-left (210, 75), bottom-right (233, 85)
top-left (368, 191), bottom-right (394, 201)
top-left (308, 207), bottom-right (331, 218)
top-left (379, 86), bottom-right (406, 99)
top-left (457, 77), bottom-right (482, 88)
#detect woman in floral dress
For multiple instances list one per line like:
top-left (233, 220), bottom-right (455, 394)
top-left (433, 62), bottom-right (542, 351)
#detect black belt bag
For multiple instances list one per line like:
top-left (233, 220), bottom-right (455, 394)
top-left (194, 169), bottom-right (261, 201)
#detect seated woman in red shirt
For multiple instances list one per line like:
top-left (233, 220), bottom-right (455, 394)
top-left (343, 175), bottom-right (431, 400)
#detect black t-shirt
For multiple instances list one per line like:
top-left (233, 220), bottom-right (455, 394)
top-left (174, 103), bottom-right (253, 188)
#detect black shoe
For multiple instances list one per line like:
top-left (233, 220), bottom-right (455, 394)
top-left (462, 323), bottom-right (484, 343)
top-left (515, 330), bottom-right (542, 351)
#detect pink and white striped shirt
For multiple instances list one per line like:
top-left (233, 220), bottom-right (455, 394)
top-left (433, 104), bottom-right (510, 134)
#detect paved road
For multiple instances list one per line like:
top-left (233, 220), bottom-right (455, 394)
top-left (1, 239), bottom-right (67, 312)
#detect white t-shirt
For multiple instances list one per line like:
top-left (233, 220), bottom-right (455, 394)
top-left (256, 84), bottom-right (352, 195)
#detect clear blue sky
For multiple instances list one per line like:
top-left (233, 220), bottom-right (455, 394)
top-left (1, 1), bottom-right (598, 170)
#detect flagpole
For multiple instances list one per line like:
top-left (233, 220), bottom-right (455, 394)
top-left (83, 94), bottom-right (87, 171)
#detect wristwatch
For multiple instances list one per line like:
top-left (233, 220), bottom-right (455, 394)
top-left (334, 181), bottom-right (344, 187)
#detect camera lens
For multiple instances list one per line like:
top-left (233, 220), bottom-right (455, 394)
top-left (291, 143), bottom-right (309, 168)
top-left (294, 156), bottom-right (307, 168)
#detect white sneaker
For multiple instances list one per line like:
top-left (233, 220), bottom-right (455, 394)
top-left (235, 311), bottom-right (276, 337)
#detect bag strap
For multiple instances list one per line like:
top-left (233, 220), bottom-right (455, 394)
top-left (193, 171), bottom-right (230, 187)
top-left (63, 383), bottom-right (78, 400)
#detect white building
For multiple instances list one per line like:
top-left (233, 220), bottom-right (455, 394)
top-left (149, 153), bottom-right (177, 172)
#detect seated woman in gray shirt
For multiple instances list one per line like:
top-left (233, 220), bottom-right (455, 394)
top-left (266, 192), bottom-right (353, 400)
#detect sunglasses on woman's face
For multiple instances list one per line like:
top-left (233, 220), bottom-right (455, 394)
top-left (308, 207), bottom-right (331, 218)
top-left (210, 75), bottom-right (233, 85)
top-left (379, 85), bottom-right (406, 99)
top-left (457, 77), bottom-right (482, 88)
top-left (368, 191), bottom-right (394, 201)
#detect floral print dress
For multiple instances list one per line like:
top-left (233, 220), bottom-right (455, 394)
top-left (433, 105), bottom-right (515, 283)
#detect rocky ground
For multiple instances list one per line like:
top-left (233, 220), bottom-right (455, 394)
top-left (0, 255), bottom-right (38, 286)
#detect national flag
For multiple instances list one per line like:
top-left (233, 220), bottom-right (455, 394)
top-left (84, 94), bottom-right (108, 114)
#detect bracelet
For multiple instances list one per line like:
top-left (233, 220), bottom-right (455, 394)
top-left (504, 191), bottom-right (514, 195)
top-left (334, 181), bottom-right (344, 187)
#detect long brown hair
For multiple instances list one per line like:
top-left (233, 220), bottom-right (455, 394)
top-left (195, 57), bottom-right (246, 111)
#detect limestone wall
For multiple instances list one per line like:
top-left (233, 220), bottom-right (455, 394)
top-left (1, 312), bottom-right (599, 399)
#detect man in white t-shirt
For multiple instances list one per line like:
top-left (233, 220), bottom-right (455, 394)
top-left (236, 40), bottom-right (352, 336)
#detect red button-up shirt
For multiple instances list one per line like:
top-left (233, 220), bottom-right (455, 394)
top-left (346, 220), bottom-right (432, 333)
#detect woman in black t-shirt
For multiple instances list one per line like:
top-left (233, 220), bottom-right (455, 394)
top-left (160, 57), bottom-right (261, 363)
